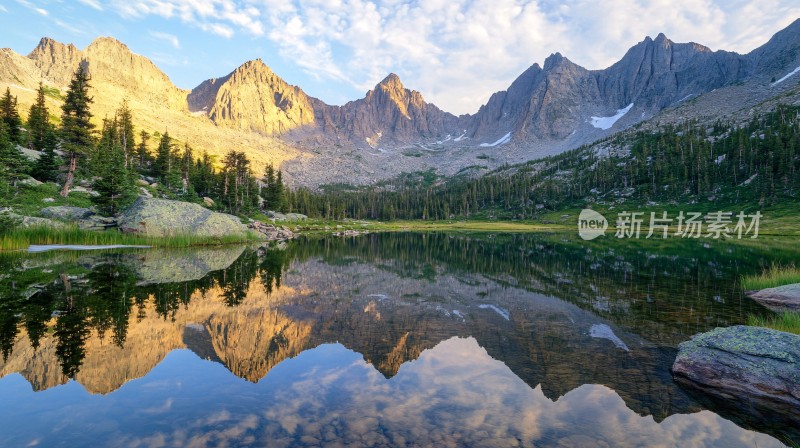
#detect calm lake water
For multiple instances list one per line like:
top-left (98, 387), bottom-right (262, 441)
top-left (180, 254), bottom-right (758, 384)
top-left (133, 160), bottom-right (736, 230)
top-left (0, 232), bottom-right (798, 447)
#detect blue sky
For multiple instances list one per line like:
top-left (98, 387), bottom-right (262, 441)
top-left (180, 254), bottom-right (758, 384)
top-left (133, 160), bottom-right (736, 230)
top-left (2, 1), bottom-right (799, 115)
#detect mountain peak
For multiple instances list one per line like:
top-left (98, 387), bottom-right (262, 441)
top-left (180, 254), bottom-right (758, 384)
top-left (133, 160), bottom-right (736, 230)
top-left (234, 58), bottom-right (274, 74)
top-left (378, 73), bottom-right (404, 89)
top-left (543, 52), bottom-right (577, 71)
top-left (87, 36), bottom-right (131, 53)
top-left (29, 36), bottom-right (78, 58)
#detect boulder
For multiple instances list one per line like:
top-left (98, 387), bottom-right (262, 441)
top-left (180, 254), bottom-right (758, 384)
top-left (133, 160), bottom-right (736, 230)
top-left (135, 179), bottom-right (150, 187)
top-left (42, 198), bottom-right (55, 203)
top-left (203, 197), bottom-right (215, 207)
top-left (747, 283), bottom-right (800, 312)
top-left (248, 221), bottom-right (294, 240)
top-left (69, 186), bottom-right (90, 194)
top-left (266, 211), bottom-right (307, 221)
top-left (139, 187), bottom-right (153, 198)
top-left (673, 325), bottom-right (800, 422)
top-left (0, 212), bottom-right (64, 229)
top-left (118, 197), bottom-right (247, 238)
top-left (19, 177), bottom-right (44, 187)
top-left (40, 206), bottom-right (94, 221)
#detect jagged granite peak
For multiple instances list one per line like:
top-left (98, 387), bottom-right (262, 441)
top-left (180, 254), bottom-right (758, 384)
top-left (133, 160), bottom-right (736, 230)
top-left (27, 36), bottom-right (83, 86)
top-left (192, 58), bottom-right (317, 136)
top-left (312, 73), bottom-right (462, 146)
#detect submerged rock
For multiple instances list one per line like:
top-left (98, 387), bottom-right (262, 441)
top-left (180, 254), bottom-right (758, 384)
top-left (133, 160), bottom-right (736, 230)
top-left (747, 283), bottom-right (800, 311)
top-left (673, 325), bottom-right (800, 424)
top-left (118, 197), bottom-right (247, 238)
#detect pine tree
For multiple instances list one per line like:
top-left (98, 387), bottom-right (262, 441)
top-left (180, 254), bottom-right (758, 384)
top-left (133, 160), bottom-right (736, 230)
top-left (154, 131), bottom-right (172, 183)
top-left (91, 118), bottom-right (136, 215)
top-left (261, 163), bottom-right (276, 209)
top-left (31, 127), bottom-right (60, 182)
top-left (27, 82), bottom-right (52, 152)
top-left (274, 169), bottom-right (286, 211)
top-left (116, 100), bottom-right (134, 168)
top-left (134, 130), bottom-right (151, 170)
top-left (59, 65), bottom-right (95, 197)
top-left (0, 87), bottom-right (23, 145)
top-left (0, 121), bottom-right (27, 197)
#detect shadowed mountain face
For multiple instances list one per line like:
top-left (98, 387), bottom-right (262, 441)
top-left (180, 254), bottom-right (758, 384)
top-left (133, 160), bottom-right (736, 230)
top-left (3, 20), bottom-right (800, 186)
top-left (1, 233), bottom-right (798, 445)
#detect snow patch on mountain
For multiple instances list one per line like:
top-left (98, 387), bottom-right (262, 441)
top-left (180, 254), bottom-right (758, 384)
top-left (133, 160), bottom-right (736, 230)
top-left (590, 103), bottom-right (633, 130)
top-left (771, 65), bottom-right (800, 86)
top-left (479, 132), bottom-right (512, 147)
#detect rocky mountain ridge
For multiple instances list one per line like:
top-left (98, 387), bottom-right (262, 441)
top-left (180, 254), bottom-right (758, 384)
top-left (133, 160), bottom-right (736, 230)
top-left (2, 20), bottom-right (800, 187)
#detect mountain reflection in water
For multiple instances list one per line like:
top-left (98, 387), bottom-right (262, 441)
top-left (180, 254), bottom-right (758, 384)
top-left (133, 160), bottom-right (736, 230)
top-left (0, 232), bottom-right (797, 447)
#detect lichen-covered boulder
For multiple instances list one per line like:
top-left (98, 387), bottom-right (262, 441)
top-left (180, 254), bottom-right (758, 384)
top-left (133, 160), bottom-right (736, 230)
top-left (118, 197), bottom-right (247, 238)
top-left (673, 325), bottom-right (800, 421)
top-left (40, 206), bottom-right (94, 221)
top-left (747, 283), bottom-right (800, 312)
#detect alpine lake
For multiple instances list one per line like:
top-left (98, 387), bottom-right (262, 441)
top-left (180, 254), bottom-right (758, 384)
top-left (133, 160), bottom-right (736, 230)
top-left (0, 231), bottom-right (798, 447)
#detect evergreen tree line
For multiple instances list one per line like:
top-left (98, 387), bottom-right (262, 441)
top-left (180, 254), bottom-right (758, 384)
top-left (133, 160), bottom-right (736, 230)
top-left (285, 105), bottom-right (800, 220)
top-left (0, 67), bottom-right (288, 216)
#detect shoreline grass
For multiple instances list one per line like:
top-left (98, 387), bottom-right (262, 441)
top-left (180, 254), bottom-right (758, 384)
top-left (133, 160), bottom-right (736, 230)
top-left (748, 312), bottom-right (800, 335)
top-left (741, 264), bottom-right (800, 291)
top-left (0, 225), bottom-right (262, 252)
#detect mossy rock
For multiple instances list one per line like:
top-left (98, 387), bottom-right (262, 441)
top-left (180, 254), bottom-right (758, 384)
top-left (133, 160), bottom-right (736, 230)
top-left (118, 197), bottom-right (247, 238)
top-left (673, 325), bottom-right (800, 424)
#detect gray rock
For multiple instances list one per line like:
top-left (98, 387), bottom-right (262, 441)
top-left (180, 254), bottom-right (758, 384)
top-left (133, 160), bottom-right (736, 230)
top-left (40, 206), bottom-right (94, 221)
top-left (747, 283), bottom-right (800, 312)
top-left (69, 186), bottom-right (89, 194)
top-left (118, 197), bottom-right (247, 238)
top-left (0, 212), bottom-right (64, 229)
top-left (673, 325), bottom-right (800, 421)
top-left (42, 197), bottom-right (55, 203)
top-left (19, 177), bottom-right (44, 187)
top-left (265, 210), bottom-right (286, 221)
top-left (135, 179), bottom-right (150, 187)
top-left (139, 187), bottom-right (153, 198)
top-left (266, 210), bottom-right (306, 221)
top-left (248, 221), bottom-right (294, 240)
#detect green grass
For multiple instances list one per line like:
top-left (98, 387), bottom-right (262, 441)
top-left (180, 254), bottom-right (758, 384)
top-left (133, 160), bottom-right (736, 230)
top-left (0, 225), bottom-right (262, 251)
top-left (741, 264), bottom-right (800, 291)
top-left (748, 312), bottom-right (800, 335)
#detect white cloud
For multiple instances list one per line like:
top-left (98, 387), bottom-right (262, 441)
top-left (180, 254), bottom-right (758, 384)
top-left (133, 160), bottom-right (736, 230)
top-left (98, 0), bottom-right (800, 114)
top-left (78, 0), bottom-right (104, 10)
top-left (149, 30), bottom-right (181, 49)
top-left (0, 5), bottom-right (7, 13)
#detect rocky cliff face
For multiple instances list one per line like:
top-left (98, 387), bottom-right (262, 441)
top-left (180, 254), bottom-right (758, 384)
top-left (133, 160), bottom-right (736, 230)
top-left (314, 74), bottom-right (462, 146)
top-left (189, 59), bottom-right (317, 136)
top-left (191, 68), bottom-right (462, 145)
top-left (0, 36), bottom-right (300, 178)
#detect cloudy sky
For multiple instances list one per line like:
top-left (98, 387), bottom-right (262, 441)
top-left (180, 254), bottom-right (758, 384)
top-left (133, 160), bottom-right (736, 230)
top-left (1, 1), bottom-right (799, 114)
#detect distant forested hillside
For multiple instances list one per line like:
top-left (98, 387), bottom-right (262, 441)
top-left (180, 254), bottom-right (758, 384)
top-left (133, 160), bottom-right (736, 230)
top-left (286, 105), bottom-right (800, 220)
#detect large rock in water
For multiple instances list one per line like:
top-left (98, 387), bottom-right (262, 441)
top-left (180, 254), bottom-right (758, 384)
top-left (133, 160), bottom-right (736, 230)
top-left (673, 326), bottom-right (800, 426)
top-left (118, 197), bottom-right (247, 238)
top-left (747, 283), bottom-right (800, 312)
